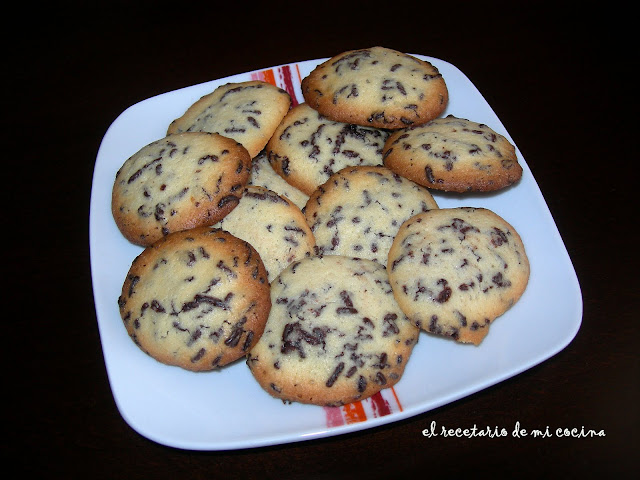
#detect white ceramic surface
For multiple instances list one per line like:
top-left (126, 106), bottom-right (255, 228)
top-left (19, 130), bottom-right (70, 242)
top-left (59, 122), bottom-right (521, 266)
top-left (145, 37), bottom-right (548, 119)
top-left (89, 55), bottom-right (582, 451)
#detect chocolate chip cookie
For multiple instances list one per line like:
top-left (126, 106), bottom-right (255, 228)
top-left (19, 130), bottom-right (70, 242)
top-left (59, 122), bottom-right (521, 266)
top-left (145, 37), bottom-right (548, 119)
top-left (167, 80), bottom-right (291, 158)
top-left (214, 185), bottom-right (316, 282)
top-left (246, 255), bottom-right (419, 406)
top-left (387, 207), bottom-right (530, 345)
top-left (248, 152), bottom-right (309, 209)
top-left (118, 227), bottom-right (271, 371)
top-left (112, 132), bottom-right (251, 246)
top-left (382, 115), bottom-right (522, 192)
top-left (304, 166), bottom-right (438, 266)
top-left (266, 103), bottom-right (389, 196)
top-left (301, 46), bottom-right (448, 129)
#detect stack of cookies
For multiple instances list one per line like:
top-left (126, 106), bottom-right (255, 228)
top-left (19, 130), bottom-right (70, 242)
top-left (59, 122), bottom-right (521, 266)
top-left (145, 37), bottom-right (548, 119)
top-left (112, 46), bottom-right (530, 408)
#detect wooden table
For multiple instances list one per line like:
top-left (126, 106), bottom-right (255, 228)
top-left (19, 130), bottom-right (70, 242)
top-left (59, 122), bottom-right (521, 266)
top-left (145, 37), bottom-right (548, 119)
top-left (10, 3), bottom-right (635, 478)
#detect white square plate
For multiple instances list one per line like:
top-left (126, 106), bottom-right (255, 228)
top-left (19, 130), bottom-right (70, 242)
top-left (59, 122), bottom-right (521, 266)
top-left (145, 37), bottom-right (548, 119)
top-left (90, 55), bottom-right (582, 450)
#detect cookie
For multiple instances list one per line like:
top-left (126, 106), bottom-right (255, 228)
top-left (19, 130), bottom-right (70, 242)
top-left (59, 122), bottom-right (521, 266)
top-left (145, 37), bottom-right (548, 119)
top-left (301, 46), bottom-right (448, 129)
top-left (382, 115), bottom-right (522, 192)
top-left (112, 132), bottom-right (251, 246)
top-left (214, 185), bottom-right (316, 282)
top-left (304, 166), bottom-right (439, 266)
top-left (387, 207), bottom-right (530, 345)
top-left (167, 80), bottom-right (291, 158)
top-left (118, 227), bottom-right (271, 371)
top-left (266, 103), bottom-right (389, 196)
top-left (248, 152), bottom-right (309, 210)
top-left (246, 255), bottom-right (419, 406)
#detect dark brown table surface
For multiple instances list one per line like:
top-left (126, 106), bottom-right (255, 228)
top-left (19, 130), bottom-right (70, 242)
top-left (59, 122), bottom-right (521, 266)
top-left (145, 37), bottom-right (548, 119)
top-left (10, 3), bottom-right (636, 478)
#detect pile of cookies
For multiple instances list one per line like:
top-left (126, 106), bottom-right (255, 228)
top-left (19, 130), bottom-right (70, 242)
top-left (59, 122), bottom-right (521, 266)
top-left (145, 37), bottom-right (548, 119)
top-left (113, 46), bottom-right (530, 407)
